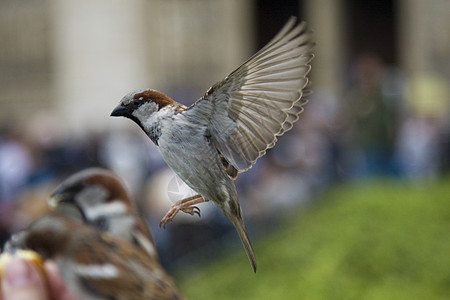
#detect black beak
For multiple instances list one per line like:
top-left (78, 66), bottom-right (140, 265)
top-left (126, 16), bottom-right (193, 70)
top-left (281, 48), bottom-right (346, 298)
top-left (49, 181), bottom-right (86, 207)
top-left (110, 104), bottom-right (130, 117)
top-left (48, 184), bottom-right (85, 220)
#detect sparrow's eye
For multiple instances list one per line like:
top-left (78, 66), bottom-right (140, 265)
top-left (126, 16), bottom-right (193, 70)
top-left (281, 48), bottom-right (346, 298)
top-left (132, 97), bottom-right (143, 105)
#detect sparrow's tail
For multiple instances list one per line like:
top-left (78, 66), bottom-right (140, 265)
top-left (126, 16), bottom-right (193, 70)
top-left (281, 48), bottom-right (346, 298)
top-left (226, 207), bottom-right (257, 273)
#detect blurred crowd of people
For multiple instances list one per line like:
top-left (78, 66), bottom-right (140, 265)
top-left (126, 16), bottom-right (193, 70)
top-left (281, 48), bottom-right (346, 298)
top-left (0, 53), bottom-right (449, 269)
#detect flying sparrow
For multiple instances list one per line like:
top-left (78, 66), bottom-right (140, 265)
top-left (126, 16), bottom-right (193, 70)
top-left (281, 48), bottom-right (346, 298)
top-left (3, 214), bottom-right (185, 300)
top-left (48, 167), bottom-right (158, 259)
top-left (110, 17), bottom-right (314, 273)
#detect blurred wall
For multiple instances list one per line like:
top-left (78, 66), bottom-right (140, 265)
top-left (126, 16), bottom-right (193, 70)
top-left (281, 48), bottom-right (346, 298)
top-left (0, 0), bottom-right (254, 133)
top-left (53, 0), bottom-right (254, 133)
top-left (0, 0), bottom-right (449, 132)
top-left (0, 0), bottom-right (53, 124)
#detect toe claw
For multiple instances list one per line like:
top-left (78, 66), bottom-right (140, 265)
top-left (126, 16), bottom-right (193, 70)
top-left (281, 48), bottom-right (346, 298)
top-left (159, 220), bottom-right (166, 228)
top-left (193, 206), bottom-right (201, 217)
top-left (160, 213), bottom-right (175, 228)
top-left (160, 195), bottom-right (205, 225)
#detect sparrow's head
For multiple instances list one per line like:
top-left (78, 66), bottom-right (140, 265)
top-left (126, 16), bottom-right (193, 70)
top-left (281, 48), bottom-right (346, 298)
top-left (49, 168), bottom-right (134, 234)
top-left (110, 89), bottom-right (177, 131)
top-left (49, 168), bottom-right (158, 258)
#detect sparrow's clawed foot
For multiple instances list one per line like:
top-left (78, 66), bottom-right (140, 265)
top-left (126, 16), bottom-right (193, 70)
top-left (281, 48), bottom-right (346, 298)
top-left (160, 194), bottom-right (206, 228)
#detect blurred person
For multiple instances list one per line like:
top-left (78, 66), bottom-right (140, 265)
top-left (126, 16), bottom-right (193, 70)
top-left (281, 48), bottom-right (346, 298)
top-left (395, 115), bottom-right (441, 179)
top-left (296, 88), bottom-right (342, 186)
top-left (339, 54), bottom-right (399, 178)
top-left (0, 127), bottom-right (33, 203)
top-left (0, 126), bottom-right (33, 246)
top-left (395, 72), bottom-right (449, 179)
top-left (21, 111), bottom-right (101, 183)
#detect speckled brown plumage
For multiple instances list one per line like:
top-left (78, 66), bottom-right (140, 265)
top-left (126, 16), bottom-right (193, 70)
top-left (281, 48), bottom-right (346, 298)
top-left (6, 215), bottom-right (184, 300)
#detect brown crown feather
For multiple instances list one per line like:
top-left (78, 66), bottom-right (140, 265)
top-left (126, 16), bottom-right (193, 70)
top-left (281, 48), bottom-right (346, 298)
top-left (133, 90), bottom-right (173, 108)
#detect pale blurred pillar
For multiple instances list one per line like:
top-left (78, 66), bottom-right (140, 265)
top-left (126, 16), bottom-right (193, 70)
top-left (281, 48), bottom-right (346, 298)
top-left (398, 0), bottom-right (450, 117)
top-left (304, 0), bottom-right (345, 97)
top-left (50, 0), bottom-right (254, 133)
top-left (50, 0), bottom-right (150, 133)
top-left (398, 0), bottom-right (450, 75)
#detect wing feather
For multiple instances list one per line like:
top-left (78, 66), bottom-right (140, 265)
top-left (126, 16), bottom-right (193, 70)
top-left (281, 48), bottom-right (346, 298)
top-left (184, 17), bottom-right (314, 171)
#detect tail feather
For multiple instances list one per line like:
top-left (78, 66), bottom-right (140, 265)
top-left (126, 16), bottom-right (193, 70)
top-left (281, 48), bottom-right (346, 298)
top-left (229, 213), bottom-right (257, 273)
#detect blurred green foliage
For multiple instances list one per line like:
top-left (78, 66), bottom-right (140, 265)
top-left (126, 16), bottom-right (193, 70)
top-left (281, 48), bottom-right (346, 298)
top-left (176, 178), bottom-right (450, 299)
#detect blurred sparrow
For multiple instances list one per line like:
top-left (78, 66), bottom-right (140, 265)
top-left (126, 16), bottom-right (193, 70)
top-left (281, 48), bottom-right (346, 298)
top-left (111, 17), bottom-right (314, 272)
top-left (4, 214), bottom-right (184, 300)
top-left (49, 168), bottom-right (158, 259)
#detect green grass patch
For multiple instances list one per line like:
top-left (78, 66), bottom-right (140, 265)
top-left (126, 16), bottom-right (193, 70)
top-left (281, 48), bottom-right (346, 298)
top-left (176, 178), bottom-right (450, 299)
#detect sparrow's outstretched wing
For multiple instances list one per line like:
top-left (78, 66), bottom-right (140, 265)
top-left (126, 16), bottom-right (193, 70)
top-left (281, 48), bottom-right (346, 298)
top-left (184, 17), bottom-right (314, 172)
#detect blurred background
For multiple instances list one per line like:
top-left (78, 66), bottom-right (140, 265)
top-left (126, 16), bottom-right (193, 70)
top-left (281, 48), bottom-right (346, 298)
top-left (1, 0), bottom-right (450, 298)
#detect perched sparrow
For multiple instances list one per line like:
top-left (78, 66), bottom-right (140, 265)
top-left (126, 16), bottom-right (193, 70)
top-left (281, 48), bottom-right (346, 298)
top-left (48, 168), bottom-right (158, 259)
top-left (4, 214), bottom-right (184, 300)
top-left (111, 17), bottom-right (314, 273)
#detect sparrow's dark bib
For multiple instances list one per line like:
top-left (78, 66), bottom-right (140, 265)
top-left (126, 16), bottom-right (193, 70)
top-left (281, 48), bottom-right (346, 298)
top-left (148, 126), bottom-right (161, 145)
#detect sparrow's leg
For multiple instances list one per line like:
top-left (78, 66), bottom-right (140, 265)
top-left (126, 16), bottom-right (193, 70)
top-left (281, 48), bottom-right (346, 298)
top-left (160, 194), bottom-right (206, 228)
